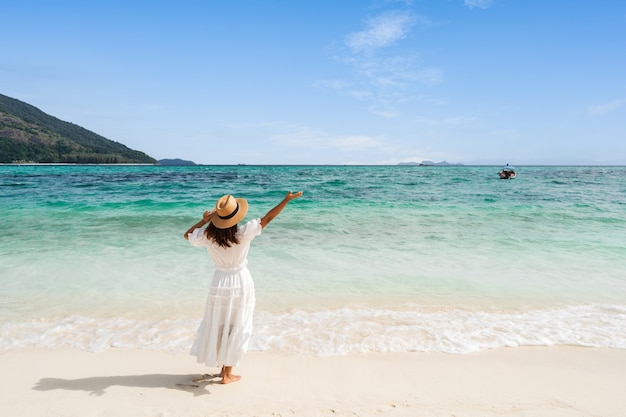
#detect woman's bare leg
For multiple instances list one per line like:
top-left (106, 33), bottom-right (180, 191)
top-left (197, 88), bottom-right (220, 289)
top-left (221, 366), bottom-right (241, 384)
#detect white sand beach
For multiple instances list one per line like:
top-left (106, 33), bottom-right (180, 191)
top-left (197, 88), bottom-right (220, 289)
top-left (1, 346), bottom-right (625, 417)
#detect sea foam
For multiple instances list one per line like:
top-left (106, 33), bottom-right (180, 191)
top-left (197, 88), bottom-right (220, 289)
top-left (2, 304), bottom-right (624, 355)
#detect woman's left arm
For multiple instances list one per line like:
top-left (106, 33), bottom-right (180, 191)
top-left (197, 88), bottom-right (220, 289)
top-left (184, 210), bottom-right (215, 240)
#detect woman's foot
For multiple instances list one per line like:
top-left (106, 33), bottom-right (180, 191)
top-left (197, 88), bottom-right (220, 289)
top-left (221, 366), bottom-right (241, 384)
top-left (221, 373), bottom-right (241, 384)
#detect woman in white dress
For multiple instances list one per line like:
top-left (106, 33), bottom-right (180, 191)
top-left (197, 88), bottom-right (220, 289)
top-left (184, 191), bottom-right (302, 384)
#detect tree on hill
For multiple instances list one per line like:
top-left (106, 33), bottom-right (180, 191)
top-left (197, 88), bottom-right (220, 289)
top-left (0, 93), bottom-right (156, 164)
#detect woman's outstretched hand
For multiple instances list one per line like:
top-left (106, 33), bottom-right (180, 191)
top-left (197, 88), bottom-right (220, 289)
top-left (285, 191), bottom-right (303, 202)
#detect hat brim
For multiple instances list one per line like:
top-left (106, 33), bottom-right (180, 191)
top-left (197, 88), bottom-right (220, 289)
top-left (211, 197), bottom-right (248, 229)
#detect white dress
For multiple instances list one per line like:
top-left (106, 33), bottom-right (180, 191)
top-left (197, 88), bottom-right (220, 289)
top-left (188, 218), bottom-right (262, 367)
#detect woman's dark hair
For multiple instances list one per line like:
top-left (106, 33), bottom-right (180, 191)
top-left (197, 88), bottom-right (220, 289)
top-left (205, 222), bottom-right (240, 248)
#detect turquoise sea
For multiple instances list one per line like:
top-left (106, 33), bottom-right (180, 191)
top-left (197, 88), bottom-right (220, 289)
top-left (1, 165), bottom-right (625, 355)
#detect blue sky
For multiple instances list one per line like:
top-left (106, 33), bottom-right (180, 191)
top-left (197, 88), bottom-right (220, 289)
top-left (2, 0), bottom-right (625, 165)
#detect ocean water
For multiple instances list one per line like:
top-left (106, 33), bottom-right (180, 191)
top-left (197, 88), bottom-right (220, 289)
top-left (1, 165), bottom-right (625, 355)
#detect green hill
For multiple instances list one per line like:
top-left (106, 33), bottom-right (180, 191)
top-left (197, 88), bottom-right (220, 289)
top-left (0, 93), bottom-right (156, 164)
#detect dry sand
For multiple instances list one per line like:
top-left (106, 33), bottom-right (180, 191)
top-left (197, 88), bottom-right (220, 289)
top-left (1, 346), bottom-right (625, 417)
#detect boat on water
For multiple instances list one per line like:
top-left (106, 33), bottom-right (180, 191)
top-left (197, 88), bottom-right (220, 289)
top-left (499, 164), bottom-right (516, 179)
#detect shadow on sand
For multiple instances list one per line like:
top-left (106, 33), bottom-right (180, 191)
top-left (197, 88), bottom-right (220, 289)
top-left (33, 373), bottom-right (222, 397)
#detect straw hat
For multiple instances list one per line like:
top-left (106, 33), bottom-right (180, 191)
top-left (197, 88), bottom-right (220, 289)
top-left (211, 195), bottom-right (248, 229)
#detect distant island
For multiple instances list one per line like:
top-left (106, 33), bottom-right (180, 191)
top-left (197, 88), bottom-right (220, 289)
top-left (0, 93), bottom-right (156, 164)
top-left (398, 160), bottom-right (464, 166)
top-left (158, 158), bottom-right (196, 166)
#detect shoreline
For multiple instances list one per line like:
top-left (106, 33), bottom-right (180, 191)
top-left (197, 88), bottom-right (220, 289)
top-left (2, 302), bottom-right (626, 355)
top-left (3, 163), bottom-right (626, 167)
top-left (2, 346), bottom-right (625, 417)
top-left (3, 302), bottom-right (626, 355)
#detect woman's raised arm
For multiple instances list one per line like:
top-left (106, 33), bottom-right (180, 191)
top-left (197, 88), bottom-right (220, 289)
top-left (184, 210), bottom-right (215, 239)
top-left (260, 191), bottom-right (303, 229)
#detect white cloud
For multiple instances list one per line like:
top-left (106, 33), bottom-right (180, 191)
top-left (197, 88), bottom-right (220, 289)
top-left (313, 79), bottom-right (352, 90)
top-left (409, 67), bottom-right (444, 86)
top-left (355, 55), bottom-right (442, 88)
top-left (271, 126), bottom-right (384, 151)
top-left (369, 106), bottom-right (398, 119)
top-left (587, 98), bottom-right (626, 116)
top-left (347, 90), bottom-right (373, 99)
top-left (345, 11), bottom-right (418, 52)
top-left (489, 128), bottom-right (519, 136)
top-left (464, 0), bottom-right (495, 10)
top-left (332, 9), bottom-right (441, 119)
top-left (443, 114), bottom-right (477, 125)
